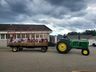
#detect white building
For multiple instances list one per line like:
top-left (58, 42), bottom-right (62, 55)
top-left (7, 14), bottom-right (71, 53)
top-left (0, 24), bottom-right (52, 47)
top-left (49, 35), bottom-right (58, 44)
top-left (88, 36), bottom-right (96, 46)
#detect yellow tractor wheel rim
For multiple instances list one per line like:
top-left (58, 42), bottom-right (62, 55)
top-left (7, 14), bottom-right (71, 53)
top-left (58, 43), bottom-right (67, 52)
top-left (83, 50), bottom-right (88, 55)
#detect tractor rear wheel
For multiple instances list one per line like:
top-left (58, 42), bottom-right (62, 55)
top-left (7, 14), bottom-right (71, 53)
top-left (56, 41), bottom-right (70, 54)
top-left (81, 49), bottom-right (90, 56)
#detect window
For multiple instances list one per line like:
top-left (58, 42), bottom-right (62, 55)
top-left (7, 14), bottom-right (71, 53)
top-left (6, 34), bottom-right (10, 39)
top-left (21, 34), bottom-right (25, 38)
top-left (31, 34), bottom-right (35, 38)
top-left (44, 34), bottom-right (48, 39)
top-left (40, 34), bottom-right (43, 38)
top-left (36, 34), bottom-right (39, 38)
top-left (1, 34), bottom-right (5, 39)
top-left (26, 34), bottom-right (29, 38)
top-left (17, 34), bottom-right (21, 38)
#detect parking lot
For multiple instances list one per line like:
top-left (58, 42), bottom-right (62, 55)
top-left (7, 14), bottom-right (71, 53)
top-left (0, 47), bottom-right (96, 72)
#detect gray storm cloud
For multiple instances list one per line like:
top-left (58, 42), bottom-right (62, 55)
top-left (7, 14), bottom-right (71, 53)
top-left (46, 0), bottom-right (87, 11)
top-left (0, 0), bottom-right (86, 20)
top-left (0, 0), bottom-right (96, 34)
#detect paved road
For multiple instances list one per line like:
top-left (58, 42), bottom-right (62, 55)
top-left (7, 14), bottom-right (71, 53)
top-left (0, 47), bottom-right (96, 72)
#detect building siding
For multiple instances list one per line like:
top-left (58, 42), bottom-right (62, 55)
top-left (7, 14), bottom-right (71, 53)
top-left (0, 40), bottom-right (7, 47)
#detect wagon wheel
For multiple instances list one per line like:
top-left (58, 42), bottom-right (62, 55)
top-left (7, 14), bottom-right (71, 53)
top-left (81, 49), bottom-right (90, 56)
top-left (12, 47), bottom-right (18, 52)
top-left (56, 41), bottom-right (70, 54)
top-left (41, 47), bottom-right (48, 52)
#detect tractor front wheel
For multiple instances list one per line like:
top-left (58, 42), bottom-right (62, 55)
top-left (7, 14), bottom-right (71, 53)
top-left (81, 49), bottom-right (90, 56)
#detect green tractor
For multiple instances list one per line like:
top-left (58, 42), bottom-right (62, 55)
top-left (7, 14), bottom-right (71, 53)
top-left (56, 38), bottom-right (90, 56)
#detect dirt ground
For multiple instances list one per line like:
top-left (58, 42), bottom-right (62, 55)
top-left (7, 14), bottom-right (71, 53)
top-left (0, 46), bottom-right (96, 72)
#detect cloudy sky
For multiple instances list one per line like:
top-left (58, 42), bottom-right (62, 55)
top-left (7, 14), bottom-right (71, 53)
top-left (0, 0), bottom-right (96, 35)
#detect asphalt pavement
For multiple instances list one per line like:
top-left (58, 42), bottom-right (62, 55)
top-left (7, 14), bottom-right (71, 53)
top-left (0, 46), bottom-right (96, 72)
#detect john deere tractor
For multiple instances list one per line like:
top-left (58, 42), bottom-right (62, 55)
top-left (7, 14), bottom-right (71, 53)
top-left (56, 38), bottom-right (90, 56)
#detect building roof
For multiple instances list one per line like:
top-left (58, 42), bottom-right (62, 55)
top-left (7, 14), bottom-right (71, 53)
top-left (0, 24), bottom-right (52, 32)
